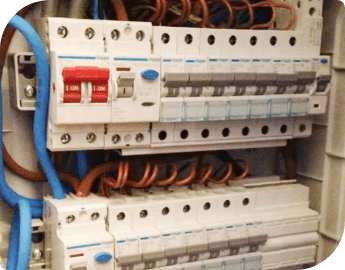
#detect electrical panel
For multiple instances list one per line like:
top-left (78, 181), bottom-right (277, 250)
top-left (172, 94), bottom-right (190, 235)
top-left (2, 0), bottom-right (344, 270)
top-left (44, 182), bottom-right (319, 270)
top-left (18, 13), bottom-right (329, 154)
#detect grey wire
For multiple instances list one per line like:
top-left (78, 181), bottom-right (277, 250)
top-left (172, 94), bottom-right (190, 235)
top-left (69, 0), bottom-right (89, 18)
top-left (42, 0), bottom-right (60, 17)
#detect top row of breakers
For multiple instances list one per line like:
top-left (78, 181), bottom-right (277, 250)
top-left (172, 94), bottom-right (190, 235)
top-left (36, 17), bottom-right (322, 58)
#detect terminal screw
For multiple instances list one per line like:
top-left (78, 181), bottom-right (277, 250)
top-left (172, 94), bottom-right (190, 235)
top-left (85, 28), bottom-right (95, 39)
top-left (91, 212), bottom-right (100, 221)
top-left (57, 26), bottom-right (68, 38)
top-left (112, 134), bottom-right (121, 144)
top-left (86, 133), bottom-right (96, 143)
top-left (61, 134), bottom-right (71, 144)
top-left (135, 133), bottom-right (144, 143)
top-left (32, 249), bottom-right (43, 261)
top-left (24, 85), bottom-right (36, 98)
top-left (66, 215), bottom-right (75, 223)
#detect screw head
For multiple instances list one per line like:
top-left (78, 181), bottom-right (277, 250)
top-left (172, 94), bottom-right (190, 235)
top-left (162, 207), bottom-right (170, 215)
top-left (85, 27), bottom-right (95, 39)
top-left (57, 26), bottom-right (68, 38)
top-left (61, 134), bottom-right (71, 144)
top-left (135, 133), bottom-right (144, 143)
top-left (91, 212), bottom-right (100, 221)
top-left (32, 249), bottom-right (43, 261)
top-left (86, 133), bottom-right (96, 143)
top-left (111, 29), bottom-right (120, 40)
top-left (140, 210), bottom-right (148, 218)
top-left (117, 212), bottom-right (125, 220)
top-left (185, 34), bottom-right (193, 44)
top-left (112, 134), bottom-right (121, 144)
top-left (183, 205), bottom-right (190, 213)
top-left (24, 85), bottom-right (36, 98)
top-left (66, 215), bottom-right (75, 223)
top-left (161, 33), bottom-right (170, 44)
top-left (136, 31), bottom-right (145, 41)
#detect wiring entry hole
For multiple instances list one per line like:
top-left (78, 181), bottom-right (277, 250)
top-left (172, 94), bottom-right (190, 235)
top-left (180, 130), bottom-right (189, 139)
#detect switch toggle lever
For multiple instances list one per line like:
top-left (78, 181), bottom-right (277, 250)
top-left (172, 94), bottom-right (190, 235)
top-left (117, 72), bottom-right (136, 98)
top-left (186, 73), bottom-right (212, 97)
top-left (163, 73), bottom-right (189, 97)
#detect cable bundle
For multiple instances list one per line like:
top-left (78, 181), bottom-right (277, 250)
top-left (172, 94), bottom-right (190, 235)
top-left (123, 0), bottom-right (296, 29)
top-left (74, 159), bottom-right (250, 197)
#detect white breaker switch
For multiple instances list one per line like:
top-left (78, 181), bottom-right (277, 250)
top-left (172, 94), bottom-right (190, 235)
top-left (31, 18), bottom-right (331, 153)
top-left (117, 73), bottom-right (136, 98)
top-left (42, 183), bottom-right (320, 270)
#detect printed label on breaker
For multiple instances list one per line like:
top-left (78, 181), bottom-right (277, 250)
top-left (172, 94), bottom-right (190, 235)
top-left (185, 58), bottom-right (207, 73)
top-left (246, 221), bottom-right (264, 236)
top-left (208, 58), bottom-right (230, 73)
top-left (161, 58), bottom-right (184, 73)
top-left (205, 226), bottom-right (225, 242)
top-left (115, 238), bottom-right (139, 257)
top-left (162, 232), bottom-right (183, 249)
top-left (139, 235), bottom-right (161, 253)
top-left (230, 58), bottom-right (251, 73)
top-left (184, 229), bottom-right (204, 246)
top-left (224, 224), bottom-right (243, 240)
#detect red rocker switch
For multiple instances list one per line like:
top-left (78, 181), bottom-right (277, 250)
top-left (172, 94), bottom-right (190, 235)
top-left (62, 67), bottom-right (110, 103)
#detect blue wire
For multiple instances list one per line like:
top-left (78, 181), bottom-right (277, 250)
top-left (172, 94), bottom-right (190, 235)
top-left (6, 200), bottom-right (32, 270)
top-left (74, 151), bottom-right (90, 179)
top-left (93, 0), bottom-right (99, 19)
top-left (8, 15), bottom-right (65, 200)
top-left (0, 80), bottom-right (43, 218)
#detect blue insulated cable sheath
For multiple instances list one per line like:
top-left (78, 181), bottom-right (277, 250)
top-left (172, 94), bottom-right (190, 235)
top-left (0, 80), bottom-right (43, 217)
top-left (74, 151), bottom-right (90, 179)
top-left (93, 0), bottom-right (99, 19)
top-left (8, 15), bottom-right (65, 200)
top-left (6, 200), bottom-right (32, 270)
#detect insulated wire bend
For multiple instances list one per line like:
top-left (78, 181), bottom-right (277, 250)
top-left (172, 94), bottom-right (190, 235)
top-left (6, 200), bottom-right (32, 270)
top-left (8, 15), bottom-right (65, 200)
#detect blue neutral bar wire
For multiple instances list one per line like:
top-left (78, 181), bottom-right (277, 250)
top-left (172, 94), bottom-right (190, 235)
top-left (8, 15), bottom-right (65, 199)
top-left (0, 80), bottom-right (43, 217)
top-left (93, 0), bottom-right (99, 19)
top-left (75, 151), bottom-right (90, 178)
top-left (7, 200), bottom-right (32, 270)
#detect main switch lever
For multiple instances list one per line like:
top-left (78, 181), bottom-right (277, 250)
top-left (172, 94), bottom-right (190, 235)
top-left (62, 66), bottom-right (110, 103)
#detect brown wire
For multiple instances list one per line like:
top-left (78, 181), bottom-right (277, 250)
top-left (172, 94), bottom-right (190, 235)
top-left (143, 164), bottom-right (159, 187)
top-left (271, 1), bottom-right (296, 30)
top-left (209, 163), bottom-right (233, 184)
top-left (120, 161), bottom-right (129, 188)
top-left (210, 0), bottom-right (234, 28)
top-left (76, 162), bottom-right (117, 197)
top-left (155, 0), bottom-right (169, 24)
top-left (197, 164), bottom-right (214, 185)
top-left (250, 1), bottom-right (277, 29)
top-left (230, 159), bottom-right (250, 180)
top-left (126, 163), bottom-right (152, 188)
top-left (58, 172), bottom-right (80, 192)
top-left (193, 0), bottom-right (210, 27)
top-left (148, 0), bottom-right (163, 22)
top-left (175, 163), bottom-right (196, 187)
top-left (111, 0), bottom-right (129, 20)
top-left (3, 146), bottom-right (46, 182)
top-left (156, 165), bottom-right (179, 186)
top-left (99, 177), bottom-right (111, 197)
top-left (99, 161), bottom-right (130, 198)
top-left (228, 0), bottom-right (254, 28)
top-left (167, 0), bottom-right (192, 26)
top-left (3, 144), bottom-right (80, 190)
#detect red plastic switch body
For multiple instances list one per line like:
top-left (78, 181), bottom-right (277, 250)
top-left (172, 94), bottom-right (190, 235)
top-left (62, 67), bottom-right (110, 103)
top-left (62, 68), bottom-right (82, 103)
